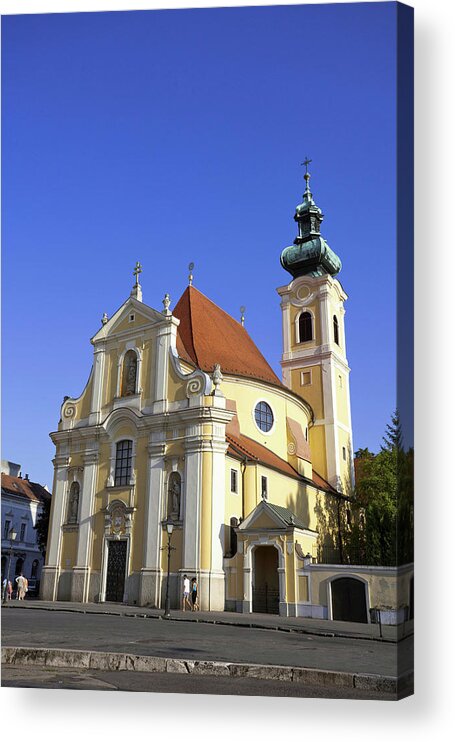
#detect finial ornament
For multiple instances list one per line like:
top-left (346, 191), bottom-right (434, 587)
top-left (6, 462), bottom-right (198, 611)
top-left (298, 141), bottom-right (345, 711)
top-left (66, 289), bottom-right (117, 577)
top-left (131, 261), bottom-right (143, 301)
top-left (188, 262), bottom-right (194, 286)
top-left (212, 363), bottom-right (223, 396)
top-left (301, 157), bottom-right (312, 195)
top-left (133, 261), bottom-right (143, 285)
top-left (101, 312), bottom-right (109, 325)
top-left (162, 293), bottom-right (171, 315)
top-left (240, 305), bottom-right (246, 327)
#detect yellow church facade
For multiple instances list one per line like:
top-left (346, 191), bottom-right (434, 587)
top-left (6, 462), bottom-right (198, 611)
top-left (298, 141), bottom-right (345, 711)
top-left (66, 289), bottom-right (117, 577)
top-left (42, 170), bottom-right (365, 618)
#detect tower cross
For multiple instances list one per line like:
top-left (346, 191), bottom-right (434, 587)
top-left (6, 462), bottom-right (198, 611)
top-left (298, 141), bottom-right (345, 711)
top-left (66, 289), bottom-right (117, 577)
top-left (133, 261), bottom-right (143, 285)
top-left (301, 157), bottom-right (312, 175)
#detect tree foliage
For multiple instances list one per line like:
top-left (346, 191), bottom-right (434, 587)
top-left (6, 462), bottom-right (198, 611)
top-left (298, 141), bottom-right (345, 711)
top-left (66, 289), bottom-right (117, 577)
top-left (34, 498), bottom-right (51, 557)
top-left (345, 411), bottom-right (413, 566)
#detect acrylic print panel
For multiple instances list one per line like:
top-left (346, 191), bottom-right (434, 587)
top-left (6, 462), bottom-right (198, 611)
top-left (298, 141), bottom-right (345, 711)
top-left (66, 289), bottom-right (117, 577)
top-left (1, 1), bottom-right (414, 702)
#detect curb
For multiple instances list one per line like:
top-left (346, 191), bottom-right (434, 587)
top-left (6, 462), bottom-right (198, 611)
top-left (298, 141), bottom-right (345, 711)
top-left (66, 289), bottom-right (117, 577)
top-left (1, 646), bottom-right (412, 695)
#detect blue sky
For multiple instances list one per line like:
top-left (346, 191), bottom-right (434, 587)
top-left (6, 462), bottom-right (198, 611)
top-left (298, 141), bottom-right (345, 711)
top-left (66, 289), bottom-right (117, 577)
top-left (2, 3), bottom-right (397, 487)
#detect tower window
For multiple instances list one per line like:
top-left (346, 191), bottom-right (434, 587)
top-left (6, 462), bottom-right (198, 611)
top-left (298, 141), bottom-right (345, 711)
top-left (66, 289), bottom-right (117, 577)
top-left (301, 371), bottom-right (312, 386)
top-left (254, 401), bottom-right (274, 433)
top-left (333, 315), bottom-right (340, 345)
top-left (298, 312), bottom-right (313, 342)
top-left (115, 440), bottom-right (133, 486)
top-left (342, 446), bottom-right (347, 461)
top-left (20, 523), bottom-right (26, 542)
top-left (261, 476), bottom-right (268, 499)
top-left (230, 469), bottom-right (238, 493)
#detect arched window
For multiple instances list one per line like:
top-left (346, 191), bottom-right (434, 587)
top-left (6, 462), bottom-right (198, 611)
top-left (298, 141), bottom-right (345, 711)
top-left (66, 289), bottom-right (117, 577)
top-left (168, 471), bottom-right (182, 520)
top-left (298, 312), bottom-right (313, 342)
top-left (31, 559), bottom-right (39, 578)
top-left (121, 350), bottom-right (137, 397)
top-left (333, 315), bottom-right (340, 345)
top-left (15, 557), bottom-right (24, 577)
top-left (115, 440), bottom-right (133, 486)
top-left (67, 481), bottom-right (80, 524)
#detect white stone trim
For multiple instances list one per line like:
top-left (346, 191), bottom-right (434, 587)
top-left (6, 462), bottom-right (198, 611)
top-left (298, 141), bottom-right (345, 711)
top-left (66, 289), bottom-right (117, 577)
top-left (99, 534), bottom-right (132, 604)
top-left (242, 538), bottom-right (285, 614)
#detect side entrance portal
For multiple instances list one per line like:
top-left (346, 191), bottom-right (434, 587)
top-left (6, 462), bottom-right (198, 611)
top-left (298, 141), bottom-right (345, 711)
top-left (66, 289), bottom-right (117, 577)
top-left (252, 545), bottom-right (279, 614)
top-left (331, 577), bottom-right (368, 623)
top-left (105, 540), bottom-right (127, 603)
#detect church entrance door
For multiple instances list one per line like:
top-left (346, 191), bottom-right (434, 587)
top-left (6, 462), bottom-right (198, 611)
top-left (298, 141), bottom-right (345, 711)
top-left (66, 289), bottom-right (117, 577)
top-left (331, 577), bottom-right (368, 623)
top-left (252, 546), bottom-right (279, 614)
top-left (105, 540), bottom-right (127, 602)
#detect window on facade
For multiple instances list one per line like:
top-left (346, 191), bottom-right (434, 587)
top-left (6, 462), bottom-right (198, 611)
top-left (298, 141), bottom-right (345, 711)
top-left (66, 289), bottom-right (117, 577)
top-left (121, 350), bottom-right (137, 397)
top-left (20, 524), bottom-right (26, 542)
top-left (261, 476), bottom-right (268, 499)
top-left (229, 517), bottom-right (239, 556)
top-left (254, 401), bottom-right (274, 433)
top-left (342, 446), bottom-right (347, 461)
top-left (301, 371), bottom-right (311, 386)
top-left (3, 520), bottom-right (11, 540)
top-left (230, 469), bottom-right (238, 493)
top-left (298, 312), bottom-right (313, 342)
top-left (333, 315), bottom-right (340, 345)
top-left (115, 440), bottom-right (133, 486)
top-left (31, 559), bottom-right (39, 578)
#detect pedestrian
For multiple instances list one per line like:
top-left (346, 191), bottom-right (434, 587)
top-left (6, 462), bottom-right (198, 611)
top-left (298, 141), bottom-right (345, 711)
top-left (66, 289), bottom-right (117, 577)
top-left (2, 577), bottom-right (7, 601)
top-left (15, 573), bottom-right (27, 600)
top-left (6, 580), bottom-right (13, 601)
top-left (182, 574), bottom-right (191, 611)
top-left (191, 576), bottom-right (199, 611)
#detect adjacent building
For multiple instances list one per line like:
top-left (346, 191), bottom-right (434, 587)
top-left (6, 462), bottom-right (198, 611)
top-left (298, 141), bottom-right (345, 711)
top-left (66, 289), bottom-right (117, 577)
top-left (1, 460), bottom-right (51, 588)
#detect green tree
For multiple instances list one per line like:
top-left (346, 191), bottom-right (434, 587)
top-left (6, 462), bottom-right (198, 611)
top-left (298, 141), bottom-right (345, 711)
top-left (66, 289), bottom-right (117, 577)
top-left (345, 411), bottom-right (413, 566)
top-left (34, 498), bottom-right (51, 557)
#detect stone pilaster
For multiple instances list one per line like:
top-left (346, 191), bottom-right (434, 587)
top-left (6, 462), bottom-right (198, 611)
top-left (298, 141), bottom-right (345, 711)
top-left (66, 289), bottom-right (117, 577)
top-left (40, 453), bottom-right (70, 601)
top-left (138, 436), bottom-right (166, 607)
top-left (71, 446), bottom-right (99, 602)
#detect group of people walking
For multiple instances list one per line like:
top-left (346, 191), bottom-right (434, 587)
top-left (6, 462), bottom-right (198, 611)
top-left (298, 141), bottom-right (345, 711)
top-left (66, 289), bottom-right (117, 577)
top-left (182, 574), bottom-right (199, 611)
top-left (2, 573), bottom-right (28, 601)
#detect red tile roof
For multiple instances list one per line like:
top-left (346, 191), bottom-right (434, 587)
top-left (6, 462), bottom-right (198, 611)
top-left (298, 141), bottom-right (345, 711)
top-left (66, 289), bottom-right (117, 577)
top-left (226, 432), bottom-right (336, 492)
top-left (1, 474), bottom-right (51, 504)
top-left (173, 286), bottom-right (283, 387)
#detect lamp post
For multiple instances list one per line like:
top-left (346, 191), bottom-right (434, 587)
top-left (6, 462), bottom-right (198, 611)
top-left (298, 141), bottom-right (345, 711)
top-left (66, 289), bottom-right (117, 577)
top-left (163, 522), bottom-right (175, 619)
top-left (2, 527), bottom-right (17, 605)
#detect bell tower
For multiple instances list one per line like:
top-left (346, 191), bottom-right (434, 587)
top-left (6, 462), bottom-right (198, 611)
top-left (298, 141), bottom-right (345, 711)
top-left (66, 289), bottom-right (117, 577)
top-left (277, 163), bottom-right (353, 492)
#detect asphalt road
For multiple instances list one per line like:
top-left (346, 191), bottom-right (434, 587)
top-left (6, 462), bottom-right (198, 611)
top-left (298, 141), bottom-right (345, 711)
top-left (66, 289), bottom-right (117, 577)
top-left (1, 665), bottom-right (393, 699)
top-left (1, 607), bottom-right (412, 676)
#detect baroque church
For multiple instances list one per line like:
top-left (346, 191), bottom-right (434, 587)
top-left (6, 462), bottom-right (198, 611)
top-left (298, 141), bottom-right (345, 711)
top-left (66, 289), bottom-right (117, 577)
top-left (42, 167), bottom-right (354, 616)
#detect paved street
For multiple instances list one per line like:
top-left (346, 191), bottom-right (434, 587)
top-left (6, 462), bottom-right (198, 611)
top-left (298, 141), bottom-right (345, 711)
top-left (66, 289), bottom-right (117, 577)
top-left (1, 664), bottom-right (393, 699)
top-left (1, 605), bottom-right (412, 676)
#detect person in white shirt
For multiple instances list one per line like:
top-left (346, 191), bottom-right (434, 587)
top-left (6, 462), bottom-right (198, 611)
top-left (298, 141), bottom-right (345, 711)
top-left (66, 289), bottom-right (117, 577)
top-left (182, 574), bottom-right (191, 611)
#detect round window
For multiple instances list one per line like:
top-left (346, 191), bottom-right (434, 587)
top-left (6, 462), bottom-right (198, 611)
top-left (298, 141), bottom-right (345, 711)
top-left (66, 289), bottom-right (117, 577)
top-left (254, 401), bottom-right (274, 433)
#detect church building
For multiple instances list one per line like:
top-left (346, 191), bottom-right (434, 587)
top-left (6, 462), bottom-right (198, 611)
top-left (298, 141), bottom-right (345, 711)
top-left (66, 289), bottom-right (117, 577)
top-left (41, 168), bottom-right (356, 616)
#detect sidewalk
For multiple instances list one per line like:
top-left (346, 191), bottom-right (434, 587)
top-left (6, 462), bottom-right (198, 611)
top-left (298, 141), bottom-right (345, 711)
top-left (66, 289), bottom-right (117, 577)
top-left (4, 598), bottom-right (413, 643)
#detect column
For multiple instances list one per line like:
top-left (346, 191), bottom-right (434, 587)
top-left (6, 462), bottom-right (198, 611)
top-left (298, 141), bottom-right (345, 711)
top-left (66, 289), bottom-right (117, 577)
top-left (40, 454), bottom-right (70, 601)
top-left (182, 431), bottom-right (203, 571)
top-left (89, 342), bottom-right (106, 425)
top-left (138, 437), bottom-right (166, 606)
top-left (152, 317), bottom-right (179, 414)
top-left (71, 446), bottom-right (99, 602)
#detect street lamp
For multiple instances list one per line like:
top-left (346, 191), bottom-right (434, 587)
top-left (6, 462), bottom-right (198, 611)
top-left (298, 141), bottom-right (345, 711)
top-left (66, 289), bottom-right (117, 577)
top-left (162, 522), bottom-right (175, 619)
top-left (2, 527), bottom-right (17, 605)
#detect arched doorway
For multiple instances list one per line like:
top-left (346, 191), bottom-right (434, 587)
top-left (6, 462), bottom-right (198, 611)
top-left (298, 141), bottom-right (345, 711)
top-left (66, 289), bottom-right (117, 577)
top-left (252, 546), bottom-right (279, 614)
top-left (331, 577), bottom-right (368, 623)
top-left (15, 557), bottom-right (24, 577)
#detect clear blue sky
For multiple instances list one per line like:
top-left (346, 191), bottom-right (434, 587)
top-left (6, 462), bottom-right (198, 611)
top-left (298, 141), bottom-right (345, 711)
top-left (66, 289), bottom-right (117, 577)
top-left (2, 3), bottom-right (397, 487)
